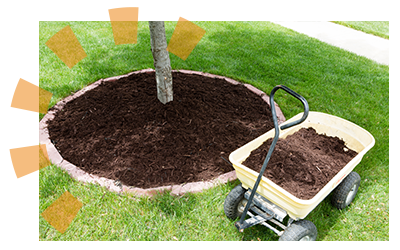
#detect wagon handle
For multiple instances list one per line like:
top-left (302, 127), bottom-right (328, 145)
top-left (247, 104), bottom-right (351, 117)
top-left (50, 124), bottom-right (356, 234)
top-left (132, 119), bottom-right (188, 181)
top-left (236, 85), bottom-right (309, 231)
top-left (270, 85), bottom-right (309, 131)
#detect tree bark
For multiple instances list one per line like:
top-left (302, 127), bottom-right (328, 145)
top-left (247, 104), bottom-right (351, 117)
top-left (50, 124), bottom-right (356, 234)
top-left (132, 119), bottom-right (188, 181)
top-left (149, 21), bottom-right (173, 104)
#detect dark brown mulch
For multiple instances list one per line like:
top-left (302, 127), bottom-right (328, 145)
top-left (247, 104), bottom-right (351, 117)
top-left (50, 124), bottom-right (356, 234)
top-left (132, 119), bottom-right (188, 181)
top-left (242, 127), bottom-right (358, 200)
top-left (46, 71), bottom-right (275, 189)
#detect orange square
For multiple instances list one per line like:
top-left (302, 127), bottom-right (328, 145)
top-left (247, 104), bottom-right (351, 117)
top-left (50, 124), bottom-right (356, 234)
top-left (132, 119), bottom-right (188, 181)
top-left (110, 21), bottom-right (138, 45)
top-left (39, 144), bottom-right (50, 170)
top-left (108, 7), bottom-right (138, 21)
top-left (41, 191), bottom-right (83, 233)
top-left (11, 79), bottom-right (38, 113)
top-left (39, 86), bottom-right (53, 114)
top-left (8, 145), bottom-right (40, 179)
top-left (167, 17), bottom-right (206, 60)
top-left (45, 25), bottom-right (87, 68)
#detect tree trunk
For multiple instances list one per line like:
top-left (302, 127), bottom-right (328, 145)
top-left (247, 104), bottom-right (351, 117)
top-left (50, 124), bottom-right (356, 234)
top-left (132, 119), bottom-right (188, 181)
top-left (149, 21), bottom-right (173, 104)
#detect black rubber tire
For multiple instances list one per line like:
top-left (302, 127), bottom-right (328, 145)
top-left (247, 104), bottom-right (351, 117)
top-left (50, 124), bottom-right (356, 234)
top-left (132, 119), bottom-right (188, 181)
top-left (279, 220), bottom-right (318, 241)
top-left (331, 171), bottom-right (361, 210)
top-left (224, 184), bottom-right (247, 220)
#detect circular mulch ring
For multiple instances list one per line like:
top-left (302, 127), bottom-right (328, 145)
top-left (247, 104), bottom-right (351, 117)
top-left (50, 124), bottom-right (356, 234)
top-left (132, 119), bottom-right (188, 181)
top-left (39, 69), bottom-right (286, 196)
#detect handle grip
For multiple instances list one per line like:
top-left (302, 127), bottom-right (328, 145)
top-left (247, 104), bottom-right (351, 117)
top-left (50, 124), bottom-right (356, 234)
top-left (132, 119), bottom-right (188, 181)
top-left (269, 85), bottom-right (309, 131)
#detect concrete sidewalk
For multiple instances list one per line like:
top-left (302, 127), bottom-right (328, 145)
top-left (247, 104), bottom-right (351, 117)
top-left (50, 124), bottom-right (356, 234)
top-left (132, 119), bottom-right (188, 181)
top-left (271, 21), bottom-right (389, 65)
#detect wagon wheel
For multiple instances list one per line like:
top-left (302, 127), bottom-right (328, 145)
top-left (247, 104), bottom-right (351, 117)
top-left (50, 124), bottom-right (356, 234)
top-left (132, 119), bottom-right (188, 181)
top-left (279, 220), bottom-right (318, 241)
top-left (224, 184), bottom-right (248, 220)
top-left (331, 171), bottom-right (361, 209)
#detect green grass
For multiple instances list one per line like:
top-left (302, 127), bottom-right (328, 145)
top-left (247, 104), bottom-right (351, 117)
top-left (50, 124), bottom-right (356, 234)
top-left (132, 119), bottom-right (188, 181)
top-left (332, 21), bottom-right (389, 39)
top-left (39, 21), bottom-right (389, 241)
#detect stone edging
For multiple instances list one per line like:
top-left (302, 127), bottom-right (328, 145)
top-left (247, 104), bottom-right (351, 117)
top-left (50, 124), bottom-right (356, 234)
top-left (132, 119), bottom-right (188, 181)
top-left (39, 69), bottom-right (286, 196)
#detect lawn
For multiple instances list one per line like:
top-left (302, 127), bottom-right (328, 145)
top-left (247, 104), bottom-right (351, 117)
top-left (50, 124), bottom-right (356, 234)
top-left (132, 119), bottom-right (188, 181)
top-left (39, 21), bottom-right (389, 241)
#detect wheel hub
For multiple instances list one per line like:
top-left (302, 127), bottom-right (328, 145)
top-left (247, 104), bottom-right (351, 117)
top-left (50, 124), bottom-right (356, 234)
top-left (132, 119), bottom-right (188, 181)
top-left (345, 183), bottom-right (357, 205)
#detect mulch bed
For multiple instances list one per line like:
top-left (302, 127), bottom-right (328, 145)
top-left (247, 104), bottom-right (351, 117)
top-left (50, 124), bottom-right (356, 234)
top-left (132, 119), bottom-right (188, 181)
top-left (242, 127), bottom-right (358, 200)
top-left (46, 71), bottom-right (275, 189)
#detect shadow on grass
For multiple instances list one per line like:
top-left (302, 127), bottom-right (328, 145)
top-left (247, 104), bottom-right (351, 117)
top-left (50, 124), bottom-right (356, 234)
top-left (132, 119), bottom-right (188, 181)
top-left (306, 194), bottom-right (342, 240)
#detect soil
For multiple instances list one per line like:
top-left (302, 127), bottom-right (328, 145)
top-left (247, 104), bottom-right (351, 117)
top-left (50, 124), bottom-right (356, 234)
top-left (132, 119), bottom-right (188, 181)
top-left (242, 127), bottom-right (358, 200)
top-left (46, 71), bottom-right (275, 189)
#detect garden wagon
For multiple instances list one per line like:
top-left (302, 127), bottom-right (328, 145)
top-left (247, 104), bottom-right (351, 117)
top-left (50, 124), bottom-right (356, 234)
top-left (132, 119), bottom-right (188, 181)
top-left (224, 85), bottom-right (375, 241)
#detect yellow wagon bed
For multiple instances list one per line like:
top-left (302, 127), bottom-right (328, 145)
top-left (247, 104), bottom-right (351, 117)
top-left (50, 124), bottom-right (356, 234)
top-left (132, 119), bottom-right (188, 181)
top-left (229, 111), bottom-right (375, 220)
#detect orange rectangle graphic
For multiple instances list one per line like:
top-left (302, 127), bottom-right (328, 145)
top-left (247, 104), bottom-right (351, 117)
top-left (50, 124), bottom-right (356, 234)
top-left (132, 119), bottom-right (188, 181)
top-left (108, 7), bottom-right (138, 21)
top-left (11, 79), bottom-right (37, 113)
top-left (39, 144), bottom-right (51, 170)
top-left (109, 7), bottom-right (139, 45)
top-left (39, 86), bottom-right (53, 114)
top-left (10, 144), bottom-right (50, 178)
top-left (167, 17), bottom-right (206, 60)
top-left (45, 25), bottom-right (87, 68)
top-left (41, 191), bottom-right (83, 233)
top-left (110, 21), bottom-right (138, 45)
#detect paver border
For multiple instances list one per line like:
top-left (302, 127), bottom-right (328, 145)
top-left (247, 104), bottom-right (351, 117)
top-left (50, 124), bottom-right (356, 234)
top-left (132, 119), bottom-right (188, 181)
top-left (39, 69), bottom-right (286, 196)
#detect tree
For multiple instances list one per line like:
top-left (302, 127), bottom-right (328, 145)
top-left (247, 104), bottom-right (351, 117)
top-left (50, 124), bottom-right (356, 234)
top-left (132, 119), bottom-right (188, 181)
top-left (149, 21), bottom-right (173, 104)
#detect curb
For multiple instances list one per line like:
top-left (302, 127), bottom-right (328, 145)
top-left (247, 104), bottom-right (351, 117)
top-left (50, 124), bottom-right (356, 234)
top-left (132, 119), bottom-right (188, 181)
top-left (271, 21), bottom-right (389, 65)
top-left (39, 69), bottom-right (286, 197)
